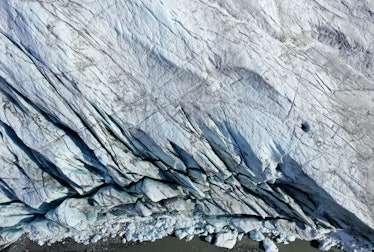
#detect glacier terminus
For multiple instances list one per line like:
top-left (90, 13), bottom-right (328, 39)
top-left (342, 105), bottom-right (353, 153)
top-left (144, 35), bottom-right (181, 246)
top-left (0, 0), bottom-right (373, 251)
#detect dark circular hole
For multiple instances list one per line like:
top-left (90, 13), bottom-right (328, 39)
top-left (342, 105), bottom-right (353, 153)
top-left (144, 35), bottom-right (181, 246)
top-left (301, 122), bottom-right (310, 132)
top-left (310, 239), bottom-right (320, 248)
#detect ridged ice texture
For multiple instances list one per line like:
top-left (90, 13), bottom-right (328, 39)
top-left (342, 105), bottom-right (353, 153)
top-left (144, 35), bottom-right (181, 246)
top-left (0, 0), bottom-right (373, 251)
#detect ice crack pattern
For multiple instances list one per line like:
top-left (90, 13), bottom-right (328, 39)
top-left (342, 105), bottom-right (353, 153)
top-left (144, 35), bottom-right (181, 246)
top-left (0, 0), bottom-right (373, 251)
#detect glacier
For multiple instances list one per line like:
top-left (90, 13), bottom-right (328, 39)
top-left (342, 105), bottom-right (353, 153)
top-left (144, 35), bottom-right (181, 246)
top-left (0, 0), bottom-right (373, 251)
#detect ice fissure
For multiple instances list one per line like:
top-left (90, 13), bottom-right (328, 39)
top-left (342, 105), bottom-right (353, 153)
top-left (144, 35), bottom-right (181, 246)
top-left (0, 0), bottom-right (373, 251)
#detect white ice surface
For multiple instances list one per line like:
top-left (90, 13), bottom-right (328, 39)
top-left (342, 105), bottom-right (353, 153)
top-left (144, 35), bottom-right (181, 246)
top-left (0, 0), bottom-right (373, 251)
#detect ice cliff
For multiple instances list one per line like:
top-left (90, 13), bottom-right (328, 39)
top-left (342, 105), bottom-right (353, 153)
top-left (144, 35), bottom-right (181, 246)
top-left (0, 0), bottom-right (373, 251)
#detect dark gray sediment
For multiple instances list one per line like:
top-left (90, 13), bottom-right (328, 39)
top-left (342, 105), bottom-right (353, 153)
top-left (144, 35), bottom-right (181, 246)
top-left (4, 235), bottom-right (344, 252)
